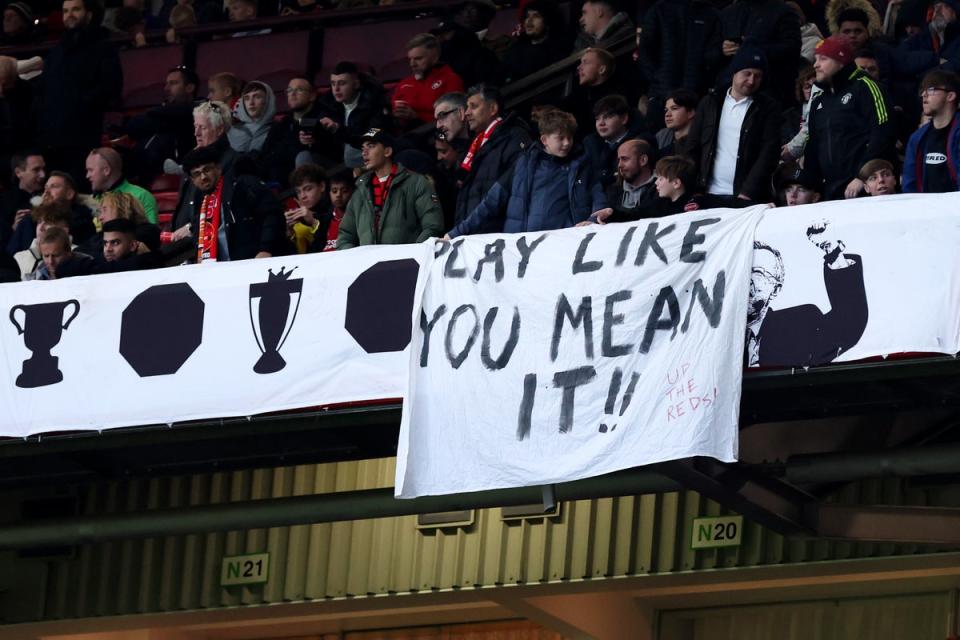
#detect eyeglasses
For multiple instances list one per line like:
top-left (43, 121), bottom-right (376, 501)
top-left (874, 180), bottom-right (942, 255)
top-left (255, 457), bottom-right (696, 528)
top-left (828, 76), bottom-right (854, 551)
top-left (920, 86), bottom-right (948, 97)
top-left (434, 108), bottom-right (458, 121)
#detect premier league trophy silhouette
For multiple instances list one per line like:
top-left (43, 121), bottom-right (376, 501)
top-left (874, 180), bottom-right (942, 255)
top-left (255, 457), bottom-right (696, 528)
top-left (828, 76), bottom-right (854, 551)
top-left (9, 299), bottom-right (80, 388)
top-left (248, 267), bottom-right (303, 374)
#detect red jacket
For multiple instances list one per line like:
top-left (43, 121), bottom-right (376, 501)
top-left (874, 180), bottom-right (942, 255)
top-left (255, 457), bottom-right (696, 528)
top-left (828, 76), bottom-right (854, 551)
top-left (392, 64), bottom-right (464, 123)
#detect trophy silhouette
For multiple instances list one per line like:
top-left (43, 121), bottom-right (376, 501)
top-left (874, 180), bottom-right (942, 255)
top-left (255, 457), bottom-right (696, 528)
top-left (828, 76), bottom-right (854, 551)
top-left (249, 267), bottom-right (302, 374)
top-left (9, 299), bottom-right (80, 388)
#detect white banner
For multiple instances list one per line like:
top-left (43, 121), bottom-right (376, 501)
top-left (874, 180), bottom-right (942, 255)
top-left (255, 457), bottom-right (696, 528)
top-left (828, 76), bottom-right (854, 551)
top-left (396, 206), bottom-right (766, 499)
top-left (748, 193), bottom-right (960, 367)
top-left (0, 244), bottom-right (433, 437)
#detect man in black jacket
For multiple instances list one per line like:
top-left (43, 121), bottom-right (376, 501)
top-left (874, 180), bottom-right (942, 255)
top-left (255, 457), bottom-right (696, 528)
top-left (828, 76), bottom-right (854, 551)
top-left (314, 63), bottom-right (391, 170)
top-left (38, 0), bottom-right (122, 185)
top-left (454, 84), bottom-right (531, 228)
top-left (182, 144), bottom-right (288, 262)
top-left (583, 94), bottom-right (650, 187)
top-left (803, 35), bottom-right (896, 200)
top-left (685, 45), bottom-right (780, 203)
top-left (259, 76), bottom-right (325, 185)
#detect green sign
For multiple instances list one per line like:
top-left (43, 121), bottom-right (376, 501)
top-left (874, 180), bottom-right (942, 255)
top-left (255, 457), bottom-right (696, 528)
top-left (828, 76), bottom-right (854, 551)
top-left (691, 515), bottom-right (743, 549)
top-left (220, 552), bottom-right (269, 586)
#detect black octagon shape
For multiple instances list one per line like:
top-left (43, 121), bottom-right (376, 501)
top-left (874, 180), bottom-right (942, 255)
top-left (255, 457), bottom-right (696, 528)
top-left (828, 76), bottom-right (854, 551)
top-left (346, 258), bottom-right (419, 353)
top-left (120, 283), bottom-right (205, 377)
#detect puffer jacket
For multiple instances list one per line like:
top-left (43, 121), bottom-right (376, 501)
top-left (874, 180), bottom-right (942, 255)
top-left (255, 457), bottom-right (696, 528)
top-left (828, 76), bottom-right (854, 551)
top-left (449, 145), bottom-right (606, 238)
top-left (337, 165), bottom-right (444, 248)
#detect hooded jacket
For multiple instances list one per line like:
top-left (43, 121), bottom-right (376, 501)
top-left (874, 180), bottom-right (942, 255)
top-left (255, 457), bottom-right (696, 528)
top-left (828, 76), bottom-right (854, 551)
top-left (449, 145), bottom-right (606, 237)
top-left (228, 81), bottom-right (277, 153)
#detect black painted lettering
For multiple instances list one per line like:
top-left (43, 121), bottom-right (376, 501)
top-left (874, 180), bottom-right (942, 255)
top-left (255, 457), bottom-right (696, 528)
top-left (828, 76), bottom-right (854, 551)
top-left (516, 234), bottom-right (547, 278)
top-left (602, 289), bottom-right (634, 357)
top-left (615, 226), bottom-right (637, 266)
top-left (679, 218), bottom-right (720, 263)
top-left (517, 373), bottom-right (537, 441)
top-left (481, 306), bottom-right (521, 370)
top-left (553, 366), bottom-right (597, 433)
top-left (444, 304), bottom-right (480, 368)
top-left (419, 305), bottom-right (447, 367)
top-left (639, 286), bottom-right (681, 353)
top-left (635, 222), bottom-right (676, 266)
top-left (682, 270), bottom-right (725, 331)
top-left (473, 238), bottom-right (506, 283)
top-left (443, 239), bottom-right (468, 279)
top-left (551, 294), bottom-right (594, 362)
top-left (572, 232), bottom-right (603, 274)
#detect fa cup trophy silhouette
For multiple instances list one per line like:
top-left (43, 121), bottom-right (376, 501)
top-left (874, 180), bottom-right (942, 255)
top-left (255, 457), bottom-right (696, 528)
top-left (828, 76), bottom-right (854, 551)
top-left (9, 299), bottom-right (80, 388)
top-left (249, 267), bottom-right (303, 374)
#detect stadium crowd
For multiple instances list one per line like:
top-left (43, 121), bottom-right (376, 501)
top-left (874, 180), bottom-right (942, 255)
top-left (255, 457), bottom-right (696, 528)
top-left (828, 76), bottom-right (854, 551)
top-left (0, 0), bottom-right (957, 280)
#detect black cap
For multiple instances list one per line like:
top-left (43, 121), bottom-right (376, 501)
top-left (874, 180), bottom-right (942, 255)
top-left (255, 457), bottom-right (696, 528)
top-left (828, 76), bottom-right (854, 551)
top-left (773, 161), bottom-right (819, 192)
top-left (182, 145), bottom-right (222, 173)
top-left (102, 218), bottom-right (137, 235)
top-left (353, 128), bottom-right (396, 150)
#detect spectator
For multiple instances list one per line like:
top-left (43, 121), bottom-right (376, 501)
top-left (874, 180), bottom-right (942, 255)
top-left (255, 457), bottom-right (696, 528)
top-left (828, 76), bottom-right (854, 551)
top-left (14, 201), bottom-right (72, 280)
top-left (1, 2), bottom-right (38, 46)
top-left (657, 88), bottom-right (698, 156)
top-left (337, 128), bottom-right (443, 249)
top-left (455, 84), bottom-right (532, 229)
top-left (433, 17), bottom-right (503, 88)
top-left (448, 110), bottom-right (609, 237)
top-left (860, 158), bottom-right (899, 195)
top-left (86, 148), bottom-right (159, 224)
top-left (39, 0), bottom-right (123, 185)
top-left (803, 35), bottom-right (896, 199)
top-left (854, 48), bottom-right (881, 82)
top-left (773, 161), bottom-right (821, 205)
top-left (79, 190), bottom-right (160, 256)
top-left (720, 0), bottom-right (801, 106)
top-left (228, 0), bottom-right (271, 36)
top-left (228, 81), bottom-right (277, 154)
top-left (781, 65), bottom-right (821, 161)
top-left (1, 151), bottom-right (45, 253)
top-left (786, 1), bottom-right (823, 63)
top-left (638, 0), bottom-right (722, 127)
top-left (903, 70), bottom-right (960, 192)
top-left (392, 34), bottom-right (465, 125)
top-left (35, 227), bottom-right (90, 280)
top-left (0, 56), bottom-right (36, 169)
top-left (576, 0), bottom-right (635, 50)
top-left (434, 93), bottom-right (470, 145)
top-left (96, 217), bottom-right (161, 272)
top-left (18, 170), bottom-right (96, 250)
top-left (315, 62), bottom-right (391, 168)
top-left (584, 94), bottom-right (648, 187)
top-left (899, 0), bottom-right (960, 68)
top-left (686, 45), bottom-right (780, 202)
top-left (501, 0), bottom-right (570, 84)
top-left (312, 167), bottom-right (354, 252)
top-left (260, 77), bottom-right (323, 185)
top-left (564, 48), bottom-right (627, 132)
top-left (184, 144), bottom-right (288, 261)
top-left (283, 163), bottom-right (326, 254)
top-left (125, 66), bottom-right (200, 182)
top-left (604, 138), bottom-right (660, 221)
top-left (208, 72), bottom-right (244, 110)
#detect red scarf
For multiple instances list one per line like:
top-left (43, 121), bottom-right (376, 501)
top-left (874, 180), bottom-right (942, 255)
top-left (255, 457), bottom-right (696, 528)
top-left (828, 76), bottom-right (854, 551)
top-left (460, 117), bottom-right (502, 173)
top-left (197, 177), bottom-right (224, 263)
top-left (371, 164), bottom-right (397, 239)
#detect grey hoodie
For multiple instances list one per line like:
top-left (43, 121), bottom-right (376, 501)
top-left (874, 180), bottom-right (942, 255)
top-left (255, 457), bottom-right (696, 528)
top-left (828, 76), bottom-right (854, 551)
top-left (227, 81), bottom-right (277, 153)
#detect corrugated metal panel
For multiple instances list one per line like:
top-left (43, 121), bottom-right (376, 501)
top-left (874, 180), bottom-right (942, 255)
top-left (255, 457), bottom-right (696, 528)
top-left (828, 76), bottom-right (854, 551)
top-left (34, 460), bottom-right (960, 621)
top-left (662, 592), bottom-right (951, 640)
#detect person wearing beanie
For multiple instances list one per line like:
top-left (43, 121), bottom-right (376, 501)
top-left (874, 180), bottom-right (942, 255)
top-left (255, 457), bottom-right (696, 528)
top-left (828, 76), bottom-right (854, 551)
top-left (801, 34), bottom-right (895, 200)
top-left (685, 44), bottom-right (781, 202)
top-left (1, 1), bottom-right (37, 46)
top-left (773, 161), bottom-right (821, 206)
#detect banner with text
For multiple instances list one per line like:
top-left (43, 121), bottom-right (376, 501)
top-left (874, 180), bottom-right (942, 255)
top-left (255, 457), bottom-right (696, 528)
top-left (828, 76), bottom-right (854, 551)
top-left (748, 193), bottom-right (960, 368)
top-left (396, 206), bottom-right (766, 498)
top-left (0, 244), bottom-right (432, 437)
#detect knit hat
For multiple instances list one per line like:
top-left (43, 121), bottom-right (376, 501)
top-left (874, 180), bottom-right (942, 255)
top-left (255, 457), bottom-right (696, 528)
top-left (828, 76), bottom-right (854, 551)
top-left (728, 43), bottom-right (768, 75)
top-left (815, 35), bottom-right (854, 64)
top-left (5, 1), bottom-right (33, 23)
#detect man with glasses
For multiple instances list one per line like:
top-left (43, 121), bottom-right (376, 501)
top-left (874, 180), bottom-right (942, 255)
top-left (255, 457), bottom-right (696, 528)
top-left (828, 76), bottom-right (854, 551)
top-left (181, 144), bottom-right (287, 262)
top-left (433, 93), bottom-right (469, 144)
top-left (903, 70), bottom-right (960, 192)
top-left (802, 35), bottom-right (895, 200)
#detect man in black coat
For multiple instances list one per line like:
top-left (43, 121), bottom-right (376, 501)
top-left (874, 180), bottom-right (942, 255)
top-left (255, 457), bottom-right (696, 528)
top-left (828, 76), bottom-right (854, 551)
top-left (582, 94), bottom-right (651, 187)
top-left (38, 0), bottom-right (122, 185)
top-left (454, 84), bottom-right (532, 228)
top-left (313, 63), bottom-right (391, 171)
top-left (1, 150), bottom-right (45, 254)
top-left (181, 144), bottom-right (289, 262)
top-left (685, 45), bottom-right (781, 202)
top-left (747, 221), bottom-right (868, 367)
top-left (259, 76), bottom-right (326, 185)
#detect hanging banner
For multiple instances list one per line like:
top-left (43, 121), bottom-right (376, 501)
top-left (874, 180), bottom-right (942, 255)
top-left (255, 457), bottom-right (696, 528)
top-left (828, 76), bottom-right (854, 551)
top-left (0, 244), bottom-right (433, 437)
top-left (748, 193), bottom-right (960, 367)
top-left (395, 206), bottom-right (766, 499)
